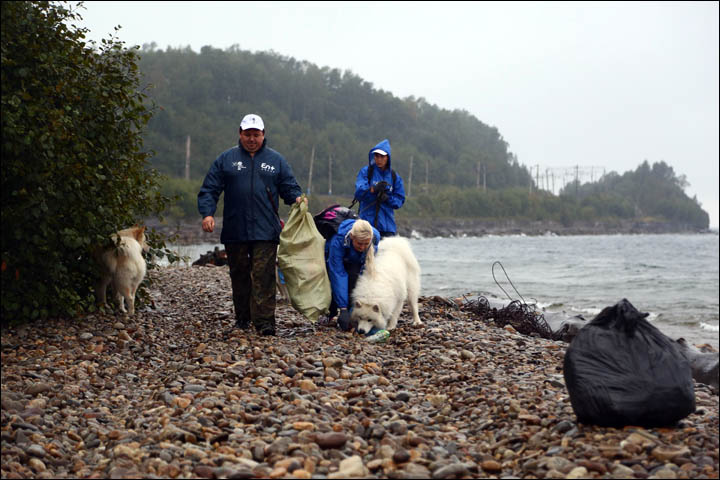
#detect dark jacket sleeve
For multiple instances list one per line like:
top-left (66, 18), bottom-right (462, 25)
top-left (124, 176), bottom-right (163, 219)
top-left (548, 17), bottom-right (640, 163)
top-left (198, 155), bottom-right (225, 218)
top-left (276, 155), bottom-right (302, 205)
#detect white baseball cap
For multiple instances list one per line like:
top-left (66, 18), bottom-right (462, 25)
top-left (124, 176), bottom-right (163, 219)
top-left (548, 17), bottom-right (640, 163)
top-left (240, 114), bottom-right (265, 131)
top-left (372, 148), bottom-right (388, 156)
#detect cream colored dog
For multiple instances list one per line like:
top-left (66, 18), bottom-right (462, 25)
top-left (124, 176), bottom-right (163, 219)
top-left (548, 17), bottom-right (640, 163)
top-left (352, 236), bottom-right (423, 334)
top-left (95, 226), bottom-right (149, 316)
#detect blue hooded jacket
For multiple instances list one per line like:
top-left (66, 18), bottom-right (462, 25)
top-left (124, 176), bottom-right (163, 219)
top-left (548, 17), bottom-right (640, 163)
top-left (198, 139), bottom-right (302, 243)
top-left (354, 139), bottom-right (406, 234)
top-left (325, 219), bottom-right (380, 310)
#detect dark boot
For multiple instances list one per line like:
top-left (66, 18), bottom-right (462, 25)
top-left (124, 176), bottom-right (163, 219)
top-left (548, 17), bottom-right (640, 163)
top-left (258, 323), bottom-right (276, 336)
top-left (234, 318), bottom-right (251, 330)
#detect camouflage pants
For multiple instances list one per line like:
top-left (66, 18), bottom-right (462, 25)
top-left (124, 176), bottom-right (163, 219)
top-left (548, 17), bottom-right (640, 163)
top-left (225, 242), bottom-right (277, 332)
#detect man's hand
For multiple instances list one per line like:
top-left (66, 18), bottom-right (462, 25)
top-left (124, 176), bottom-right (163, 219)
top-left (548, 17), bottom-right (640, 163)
top-left (295, 196), bottom-right (307, 204)
top-left (202, 216), bottom-right (215, 233)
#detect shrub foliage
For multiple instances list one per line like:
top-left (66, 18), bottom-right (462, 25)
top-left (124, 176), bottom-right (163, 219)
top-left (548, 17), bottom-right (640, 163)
top-left (1, 1), bottom-right (171, 321)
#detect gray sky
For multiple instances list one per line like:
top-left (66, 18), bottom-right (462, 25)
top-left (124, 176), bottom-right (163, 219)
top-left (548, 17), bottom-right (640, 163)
top-left (71, 1), bottom-right (719, 227)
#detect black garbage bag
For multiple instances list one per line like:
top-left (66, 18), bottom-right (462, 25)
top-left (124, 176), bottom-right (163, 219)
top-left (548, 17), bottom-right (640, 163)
top-left (563, 299), bottom-right (695, 428)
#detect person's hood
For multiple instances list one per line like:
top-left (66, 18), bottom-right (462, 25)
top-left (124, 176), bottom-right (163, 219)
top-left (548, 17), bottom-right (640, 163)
top-left (368, 139), bottom-right (391, 169)
top-left (337, 218), bottom-right (357, 239)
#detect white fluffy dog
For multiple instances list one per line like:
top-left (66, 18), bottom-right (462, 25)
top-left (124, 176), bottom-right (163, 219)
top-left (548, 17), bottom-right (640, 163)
top-left (351, 236), bottom-right (422, 334)
top-left (95, 226), bottom-right (149, 316)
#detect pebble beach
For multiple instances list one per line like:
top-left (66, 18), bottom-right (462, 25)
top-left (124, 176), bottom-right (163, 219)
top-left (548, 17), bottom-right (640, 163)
top-left (1, 266), bottom-right (718, 479)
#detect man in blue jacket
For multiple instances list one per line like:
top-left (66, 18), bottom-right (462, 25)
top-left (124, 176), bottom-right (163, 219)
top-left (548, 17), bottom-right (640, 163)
top-left (198, 114), bottom-right (303, 336)
top-left (353, 139), bottom-right (406, 237)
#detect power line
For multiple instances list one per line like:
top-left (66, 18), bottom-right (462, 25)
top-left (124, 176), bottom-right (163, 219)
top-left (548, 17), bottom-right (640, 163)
top-left (529, 165), bottom-right (607, 195)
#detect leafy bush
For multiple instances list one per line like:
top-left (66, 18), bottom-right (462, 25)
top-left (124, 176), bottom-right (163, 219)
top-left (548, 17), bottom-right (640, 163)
top-left (1, 1), bottom-right (173, 322)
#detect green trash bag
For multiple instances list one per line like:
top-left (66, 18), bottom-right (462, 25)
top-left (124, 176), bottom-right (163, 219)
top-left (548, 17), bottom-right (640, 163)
top-left (277, 199), bottom-right (331, 323)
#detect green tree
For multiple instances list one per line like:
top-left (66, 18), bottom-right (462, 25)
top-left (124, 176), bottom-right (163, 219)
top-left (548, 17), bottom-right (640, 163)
top-left (1, 1), bottom-right (172, 321)
top-left (128, 44), bottom-right (704, 229)
top-left (135, 46), bottom-right (533, 196)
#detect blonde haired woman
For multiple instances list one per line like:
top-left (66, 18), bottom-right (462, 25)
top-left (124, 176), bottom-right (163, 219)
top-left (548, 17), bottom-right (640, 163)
top-left (325, 219), bottom-right (380, 331)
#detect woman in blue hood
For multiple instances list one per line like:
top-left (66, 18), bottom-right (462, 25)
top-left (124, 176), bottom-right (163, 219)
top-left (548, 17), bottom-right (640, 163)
top-left (353, 139), bottom-right (406, 237)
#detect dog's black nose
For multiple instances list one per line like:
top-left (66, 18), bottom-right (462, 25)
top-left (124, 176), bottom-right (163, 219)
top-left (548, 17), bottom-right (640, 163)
top-left (357, 328), bottom-right (365, 335)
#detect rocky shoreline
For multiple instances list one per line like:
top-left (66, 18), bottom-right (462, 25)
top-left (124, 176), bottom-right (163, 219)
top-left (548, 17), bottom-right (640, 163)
top-left (145, 217), bottom-right (713, 246)
top-left (2, 266), bottom-right (718, 479)
top-left (395, 218), bottom-right (713, 239)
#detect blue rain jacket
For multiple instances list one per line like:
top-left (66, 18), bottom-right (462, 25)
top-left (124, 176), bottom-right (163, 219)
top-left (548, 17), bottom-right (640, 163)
top-left (354, 139), bottom-right (406, 234)
top-left (198, 139), bottom-right (302, 243)
top-left (325, 219), bottom-right (380, 309)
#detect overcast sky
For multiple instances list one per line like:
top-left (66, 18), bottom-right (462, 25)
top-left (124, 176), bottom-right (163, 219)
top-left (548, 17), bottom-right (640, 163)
top-left (71, 1), bottom-right (719, 227)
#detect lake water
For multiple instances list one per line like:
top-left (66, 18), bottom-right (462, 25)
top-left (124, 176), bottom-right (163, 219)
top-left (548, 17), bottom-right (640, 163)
top-left (162, 233), bottom-right (719, 349)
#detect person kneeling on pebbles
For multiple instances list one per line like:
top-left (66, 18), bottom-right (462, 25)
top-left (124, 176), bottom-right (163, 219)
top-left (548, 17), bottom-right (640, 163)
top-left (325, 219), bottom-right (380, 331)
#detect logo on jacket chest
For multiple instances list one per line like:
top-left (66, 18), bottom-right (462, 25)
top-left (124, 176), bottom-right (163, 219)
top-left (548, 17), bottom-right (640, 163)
top-left (260, 163), bottom-right (276, 174)
top-left (231, 161), bottom-right (246, 171)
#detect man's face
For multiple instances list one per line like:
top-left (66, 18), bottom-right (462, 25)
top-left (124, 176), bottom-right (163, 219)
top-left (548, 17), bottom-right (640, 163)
top-left (352, 236), bottom-right (372, 252)
top-left (240, 129), bottom-right (265, 154)
top-left (374, 153), bottom-right (388, 170)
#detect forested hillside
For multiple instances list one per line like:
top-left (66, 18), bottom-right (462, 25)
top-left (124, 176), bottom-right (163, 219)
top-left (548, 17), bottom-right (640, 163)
top-left (137, 45), bottom-right (708, 229)
top-left (138, 45), bottom-right (530, 192)
top-left (566, 160), bottom-right (709, 227)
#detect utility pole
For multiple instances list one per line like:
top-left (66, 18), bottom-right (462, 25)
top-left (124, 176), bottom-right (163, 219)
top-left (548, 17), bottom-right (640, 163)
top-left (536, 165), bottom-right (540, 191)
top-left (575, 164), bottom-right (579, 198)
top-left (528, 168), bottom-right (532, 197)
top-left (603, 168), bottom-right (606, 192)
top-left (184, 135), bottom-right (191, 180)
top-left (425, 159), bottom-right (429, 191)
top-left (328, 154), bottom-right (332, 195)
top-left (407, 155), bottom-right (413, 198)
top-left (482, 164), bottom-right (486, 193)
top-left (307, 145), bottom-right (315, 195)
top-left (476, 162), bottom-right (480, 189)
top-left (545, 168), bottom-right (549, 192)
